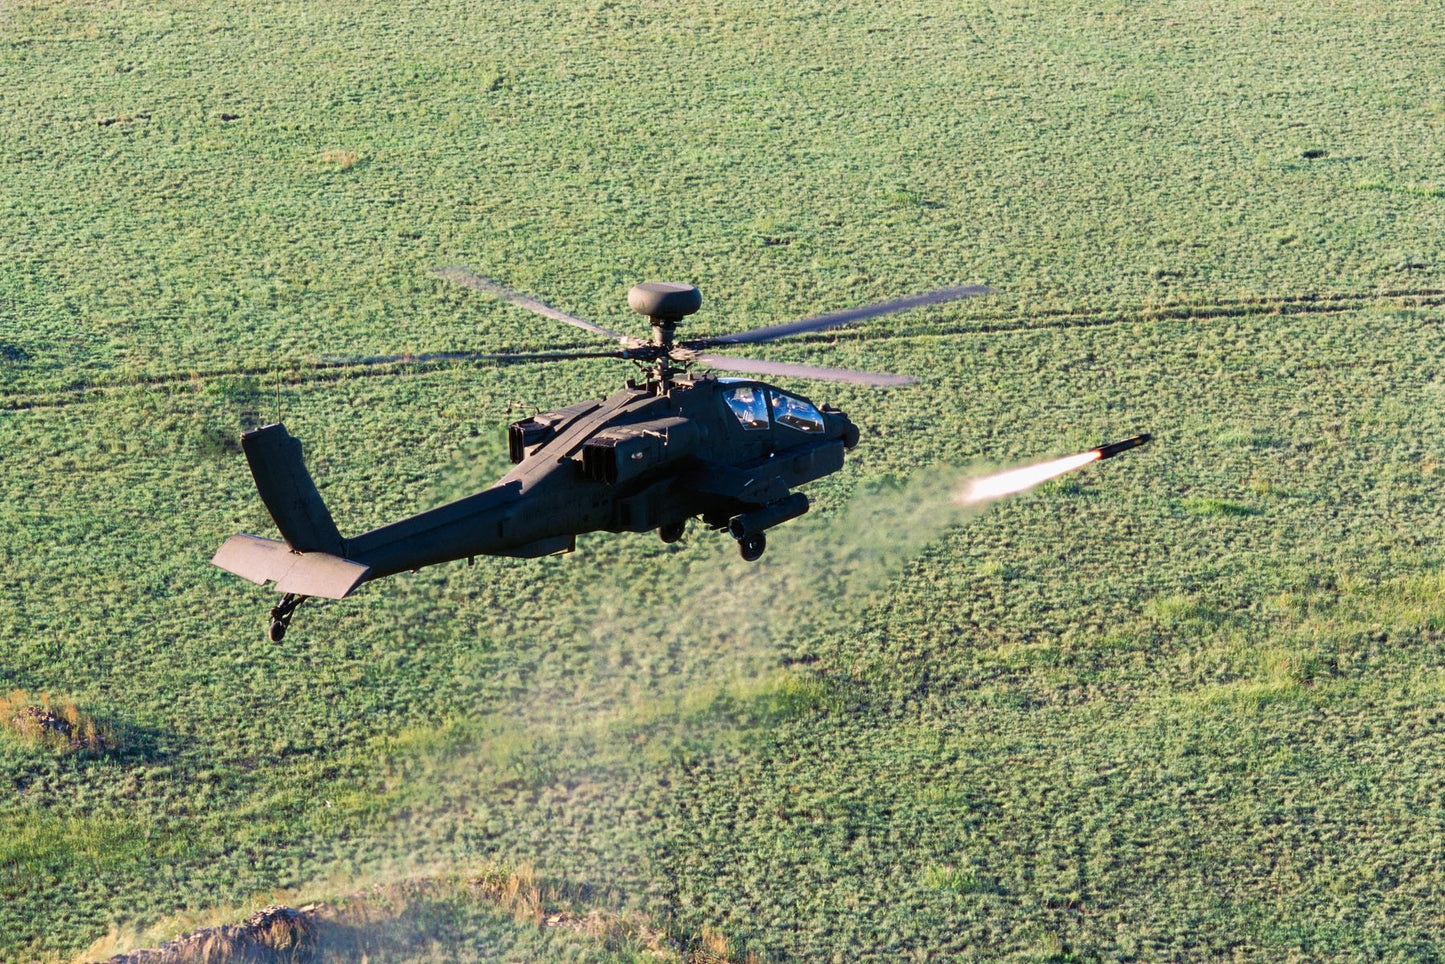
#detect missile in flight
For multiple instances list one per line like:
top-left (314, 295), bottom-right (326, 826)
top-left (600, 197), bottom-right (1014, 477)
top-left (958, 433), bottom-right (1152, 504)
top-left (1092, 433), bottom-right (1152, 460)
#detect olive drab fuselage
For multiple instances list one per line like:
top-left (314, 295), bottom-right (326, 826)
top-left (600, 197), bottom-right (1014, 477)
top-left (342, 373), bottom-right (857, 580)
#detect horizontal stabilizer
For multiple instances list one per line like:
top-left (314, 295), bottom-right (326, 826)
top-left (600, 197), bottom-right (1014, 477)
top-left (212, 533), bottom-right (370, 599)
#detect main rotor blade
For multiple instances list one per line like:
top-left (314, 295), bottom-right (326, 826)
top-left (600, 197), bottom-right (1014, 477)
top-left (691, 284), bottom-right (993, 347)
top-left (320, 348), bottom-right (627, 368)
top-left (431, 266), bottom-right (627, 341)
top-left (474, 348), bottom-right (631, 363)
top-left (319, 351), bottom-right (497, 367)
top-left (691, 352), bottom-right (917, 387)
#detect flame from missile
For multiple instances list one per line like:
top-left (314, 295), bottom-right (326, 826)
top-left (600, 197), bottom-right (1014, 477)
top-left (957, 450), bottom-right (1101, 505)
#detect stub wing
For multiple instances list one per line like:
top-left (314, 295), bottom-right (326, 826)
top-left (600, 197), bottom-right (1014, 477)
top-left (681, 462), bottom-right (789, 505)
top-left (212, 533), bottom-right (370, 599)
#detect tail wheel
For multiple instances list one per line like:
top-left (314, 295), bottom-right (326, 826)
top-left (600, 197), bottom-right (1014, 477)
top-left (266, 592), bottom-right (306, 641)
top-left (659, 521), bottom-right (686, 543)
top-left (738, 532), bottom-right (766, 562)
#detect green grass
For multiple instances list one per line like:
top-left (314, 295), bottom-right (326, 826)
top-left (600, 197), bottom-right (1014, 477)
top-left (3, 0), bottom-right (1445, 961)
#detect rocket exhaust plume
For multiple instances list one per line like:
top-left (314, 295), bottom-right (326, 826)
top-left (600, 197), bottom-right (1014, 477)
top-left (958, 434), bottom-right (1151, 505)
top-left (959, 451), bottom-right (1100, 503)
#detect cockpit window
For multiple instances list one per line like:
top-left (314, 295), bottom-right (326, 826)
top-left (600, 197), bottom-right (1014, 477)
top-left (723, 384), bottom-right (769, 429)
top-left (768, 390), bottom-right (824, 433)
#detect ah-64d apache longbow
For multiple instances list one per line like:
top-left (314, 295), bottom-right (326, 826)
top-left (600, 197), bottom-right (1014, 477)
top-left (213, 269), bottom-right (1141, 640)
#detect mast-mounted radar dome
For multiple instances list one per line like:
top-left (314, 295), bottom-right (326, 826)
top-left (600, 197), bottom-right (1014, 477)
top-left (628, 282), bottom-right (701, 320)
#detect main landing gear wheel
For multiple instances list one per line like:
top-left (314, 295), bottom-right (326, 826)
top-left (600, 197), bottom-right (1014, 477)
top-left (658, 521), bottom-right (686, 543)
top-left (738, 532), bottom-right (766, 562)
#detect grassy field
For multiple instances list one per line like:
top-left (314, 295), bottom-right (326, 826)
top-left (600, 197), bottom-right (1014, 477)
top-left (3, 0), bottom-right (1445, 960)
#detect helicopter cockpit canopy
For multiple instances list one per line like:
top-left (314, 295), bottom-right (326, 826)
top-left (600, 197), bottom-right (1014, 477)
top-left (767, 389), bottom-right (824, 433)
top-left (721, 382), bottom-right (824, 433)
top-left (722, 383), bottom-right (768, 429)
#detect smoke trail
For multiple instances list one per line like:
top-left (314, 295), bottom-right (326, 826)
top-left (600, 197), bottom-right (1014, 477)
top-left (551, 444), bottom-right (1135, 704)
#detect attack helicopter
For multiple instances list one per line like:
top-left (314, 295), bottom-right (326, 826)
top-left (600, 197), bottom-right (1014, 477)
top-left (213, 268), bottom-right (991, 640)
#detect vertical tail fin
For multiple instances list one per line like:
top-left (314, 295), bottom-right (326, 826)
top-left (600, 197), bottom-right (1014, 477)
top-left (241, 423), bottom-right (345, 555)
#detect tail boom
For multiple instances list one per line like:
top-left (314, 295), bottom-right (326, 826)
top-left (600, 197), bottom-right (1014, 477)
top-left (215, 422), bottom-right (566, 601)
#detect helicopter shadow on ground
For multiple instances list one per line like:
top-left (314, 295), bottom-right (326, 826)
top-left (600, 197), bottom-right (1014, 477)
top-left (788, 285), bottom-right (1439, 356)
top-left (103, 715), bottom-right (173, 764)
